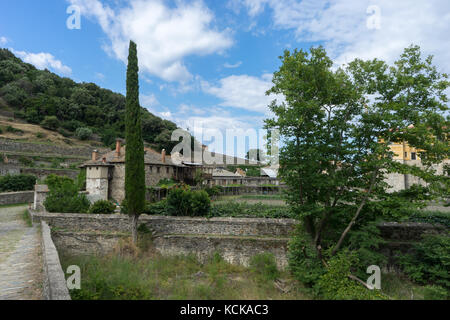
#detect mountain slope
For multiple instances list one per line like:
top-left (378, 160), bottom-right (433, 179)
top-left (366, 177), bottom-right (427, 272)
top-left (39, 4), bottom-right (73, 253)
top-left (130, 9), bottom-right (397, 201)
top-left (0, 48), bottom-right (178, 151)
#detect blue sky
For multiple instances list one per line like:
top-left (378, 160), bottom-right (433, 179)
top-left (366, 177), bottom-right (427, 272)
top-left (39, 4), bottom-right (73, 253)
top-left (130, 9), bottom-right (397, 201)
top-left (1, 0), bottom-right (449, 157)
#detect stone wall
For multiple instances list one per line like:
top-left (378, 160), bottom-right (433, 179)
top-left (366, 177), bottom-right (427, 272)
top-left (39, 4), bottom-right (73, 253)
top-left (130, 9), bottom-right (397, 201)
top-left (30, 212), bottom-right (297, 237)
top-left (30, 211), bottom-right (448, 270)
top-left (0, 191), bottom-right (34, 205)
top-left (40, 221), bottom-right (71, 300)
top-left (20, 167), bottom-right (79, 180)
top-left (0, 163), bottom-right (20, 175)
top-left (154, 235), bottom-right (290, 268)
top-left (0, 138), bottom-right (106, 157)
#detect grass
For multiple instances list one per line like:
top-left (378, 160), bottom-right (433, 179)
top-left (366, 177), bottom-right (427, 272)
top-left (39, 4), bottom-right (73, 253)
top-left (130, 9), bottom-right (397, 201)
top-left (0, 203), bottom-right (29, 209)
top-left (60, 241), bottom-right (310, 300)
top-left (22, 209), bottom-right (33, 227)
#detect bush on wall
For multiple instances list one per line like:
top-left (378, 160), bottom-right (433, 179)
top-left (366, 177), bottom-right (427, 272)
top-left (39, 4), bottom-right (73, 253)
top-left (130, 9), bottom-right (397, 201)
top-left (166, 185), bottom-right (211, 217)
top-left (44, 175), bottom-right (90, 213)
top-left (0, 174), bottom-right (36, 192)
top-left (89, 200), bottom-right (116, 214)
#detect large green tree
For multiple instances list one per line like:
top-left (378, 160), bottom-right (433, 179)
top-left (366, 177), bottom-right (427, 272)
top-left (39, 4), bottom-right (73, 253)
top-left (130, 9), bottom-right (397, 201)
top-left (265, 45), bottom-right (449, 292)
top-left (125, 40), bottom-right (146, 244)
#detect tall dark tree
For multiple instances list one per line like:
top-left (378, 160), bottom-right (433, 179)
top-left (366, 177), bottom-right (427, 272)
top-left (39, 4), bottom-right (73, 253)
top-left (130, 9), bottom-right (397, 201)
top-left (125, 40), bottom-right (146, 244)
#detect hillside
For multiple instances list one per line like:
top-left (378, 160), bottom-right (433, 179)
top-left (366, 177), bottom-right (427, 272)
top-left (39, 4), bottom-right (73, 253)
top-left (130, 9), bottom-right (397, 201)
top-left (0, 48), bottom-right (178, 152)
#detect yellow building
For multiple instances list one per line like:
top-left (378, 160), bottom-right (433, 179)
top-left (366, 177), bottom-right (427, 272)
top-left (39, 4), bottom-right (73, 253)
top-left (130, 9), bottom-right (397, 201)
top-left (384, 140), bottom-right (448, 192)
top-left (388, 141), bottom-right (421, 161)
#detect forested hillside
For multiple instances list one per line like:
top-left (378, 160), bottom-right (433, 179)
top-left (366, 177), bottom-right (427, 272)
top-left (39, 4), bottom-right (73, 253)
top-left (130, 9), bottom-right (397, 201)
top-left (0, 48), bottom-right (178, 151)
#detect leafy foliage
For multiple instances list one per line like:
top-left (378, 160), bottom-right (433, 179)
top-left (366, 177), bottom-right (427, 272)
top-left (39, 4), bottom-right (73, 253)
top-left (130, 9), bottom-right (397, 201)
top-left (75, 127), bottom-right (92, 140)
top-left (316, 250), bottom-right (387, 300)
top-left (249, 253), bottom-right (280, 282)
top-left (124, 40), bottom-right (146, 220)
top-left (89, 200), bottom-right (116, 214)
top-left (166, 185), bottom-right (211, 217)
top-left (210, 202), bottom-right (293, 219)
top-left (264, 45), bottom-right (449, 291)
top-left (43, 175), bottom-right (90, 213)
top-left (397, 233), bottom-right (450, 291)
top-left (0, 174), bottom-right (36, 192)
top-left (40, 115), bottom-right (59, 130)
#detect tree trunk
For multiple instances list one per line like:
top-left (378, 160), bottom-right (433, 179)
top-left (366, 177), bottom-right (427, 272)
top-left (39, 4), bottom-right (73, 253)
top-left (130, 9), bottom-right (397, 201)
top-left (331, 168), bottom-right (379, 256)
top-left (130, 214), bottom-right (139, 245)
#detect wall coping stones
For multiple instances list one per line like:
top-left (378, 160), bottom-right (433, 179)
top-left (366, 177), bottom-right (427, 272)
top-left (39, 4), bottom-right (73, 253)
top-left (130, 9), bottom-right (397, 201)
top-left (41, 221), bottom-right (71, 300)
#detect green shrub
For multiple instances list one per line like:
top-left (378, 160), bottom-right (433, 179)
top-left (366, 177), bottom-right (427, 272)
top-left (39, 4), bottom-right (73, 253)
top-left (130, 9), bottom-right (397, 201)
top-left (190, 190), bottom-right (211, 217)
top-left (89, 200), bottom-right (116, 214)
top-left (144, 200), bottom-right (168, 215)
top-left (44, 174), bottom-right (73, 190)
top-left (288, 228), bottom-right (325, 288)
top-left (77, 168), bottom-right (86, 191)
top-left (407, 210), bottom-right (450, 228)
top-left (44, 177), bottom-right (90, 213)
top-left (18, 155), bottom-right (34, 167)
top-left (75, 127), bottom-right (92, 140)
top-left (249, 253), bottom-right (279, 282)
top-left (397, 233), bottom-right (450, 290)
top-left (0, 174), bottom-right (36, 192)
top-left (40, 115), bottom-right (59, 130)
top-left (35, 132), bottom-right (45, 138)
top-left (423, 285), bottom-right (448, 300)
top-left (5, 125), bottom-right (23, 134)
top-left (210, 202), bottom-right (293, 219)
top-left (316, 250), bottom-right (387, 300)
top-left (204, 185), bottom-right (222, 198)
top-left (166, 186), bottom-right (211, 217)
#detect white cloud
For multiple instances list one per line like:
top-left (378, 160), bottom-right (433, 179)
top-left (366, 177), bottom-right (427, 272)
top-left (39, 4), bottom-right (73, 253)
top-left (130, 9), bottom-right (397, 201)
top-left (12, 50), bottom-right (72, 75)
top-left (236, 0), bottom-right (450, 72)
top-left (140, 93), bottom-right (159, 108)
top-left (69, 0), bottom-right (233, 82)
top-left (95, 72), bottom-right (105, 80)
top-left (0, 37), bottom-right (8, 45)
top-left (224, 61), bottom-right (242, 68)
top-left (201, 73), bottom-right (281, 113)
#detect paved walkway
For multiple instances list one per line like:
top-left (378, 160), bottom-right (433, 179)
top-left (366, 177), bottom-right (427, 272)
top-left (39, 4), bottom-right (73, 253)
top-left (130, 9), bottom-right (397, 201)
top-left (0, 205), bottom-right (43, 300)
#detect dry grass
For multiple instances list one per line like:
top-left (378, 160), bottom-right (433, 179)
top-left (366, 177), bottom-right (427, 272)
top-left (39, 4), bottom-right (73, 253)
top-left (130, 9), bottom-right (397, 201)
top-left (60, 236), bottom-right (311, 300)
top-left (0, 117), bottom-right (97, 147)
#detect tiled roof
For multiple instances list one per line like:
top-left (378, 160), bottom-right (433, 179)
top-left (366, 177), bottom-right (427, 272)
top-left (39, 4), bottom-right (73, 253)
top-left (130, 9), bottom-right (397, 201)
top-left (212, 168), bottom-right (243, 178)
top-left (81, 146), bottom-right (184, 167)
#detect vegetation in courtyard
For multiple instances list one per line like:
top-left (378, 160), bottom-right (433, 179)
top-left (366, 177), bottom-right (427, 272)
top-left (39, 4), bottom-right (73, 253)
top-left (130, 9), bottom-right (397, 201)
top-left (265, 45), bottom-right (449, 296)
top-left (0, 174), bottom-right (36, 192)
top-left (89, 200), bottom-right (116, 214)
top-left (397, 233), bottom-right (450, 296)
top-left (166, 185), bottom-right (211, 217)
top-left (43, 175), bottom-right (90, 213)
top-left (61, 249), bottom-right (310, 300)
top-left (124, 40), bottom-right (146, 244)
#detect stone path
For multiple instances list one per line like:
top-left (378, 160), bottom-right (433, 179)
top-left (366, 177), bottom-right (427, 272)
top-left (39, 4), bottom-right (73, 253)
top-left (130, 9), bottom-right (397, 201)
top-left (0, 205), bottom-right (43, 300)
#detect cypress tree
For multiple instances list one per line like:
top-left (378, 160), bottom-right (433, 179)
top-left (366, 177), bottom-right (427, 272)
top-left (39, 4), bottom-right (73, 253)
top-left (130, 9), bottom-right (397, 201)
top-left (125, 40), bottom-right (145, 244)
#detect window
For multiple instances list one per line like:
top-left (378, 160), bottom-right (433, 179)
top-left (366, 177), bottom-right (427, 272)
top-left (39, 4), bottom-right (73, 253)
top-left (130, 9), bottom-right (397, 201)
top-left (157, 167), bottom-right (160, 174)
top-left (149, 166), bottom-right (152, 173)
top-left (411, 152), bottom-right (416, 160)
top-left (404, 152), bottom-right (408, 158)
top-left (166, 167), bottom-right (170, 174)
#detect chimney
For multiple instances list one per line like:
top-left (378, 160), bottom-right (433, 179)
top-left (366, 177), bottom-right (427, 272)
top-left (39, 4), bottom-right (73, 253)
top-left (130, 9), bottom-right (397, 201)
top-left (161, 149), bottom-right (166, 163)
top-left (115, 139), bottom-right (121, 158)
top-left (92, 150), bottom-right (98, 161)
